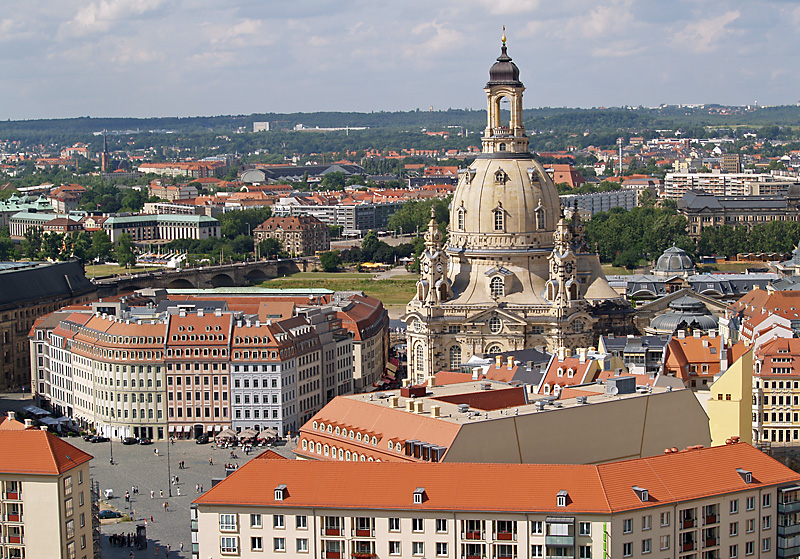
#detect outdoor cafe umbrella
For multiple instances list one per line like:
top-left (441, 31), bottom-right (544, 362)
top-left (238, 428), bottom-right (258, 440)
top-left (217, 428), bottom-right (237, 440)
top-left (257, 427), bottom-right (278, 439)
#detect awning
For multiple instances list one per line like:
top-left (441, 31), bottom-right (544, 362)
top-left (183, 426), bottom-right (189, 433)
top-left (168, 425), bottom-right (176, 432)
top-left (386, 362), bottom-right (398, 373)
top-left (23, 405), bottom-right (50, 417)
top-left (215, 425), bottom-right (222, 432)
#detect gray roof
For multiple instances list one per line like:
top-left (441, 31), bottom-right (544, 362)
top-left (0, 260), bottom-right (95, 308)
top-left (649, 296), bottom-right (719, 334)
top-left (654, 245), bottom-right (694, 275)
top-left (679, 190), bottom-right (788, 212)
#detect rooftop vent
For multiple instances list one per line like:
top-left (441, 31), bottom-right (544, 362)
top-left (480, 382), bottom-right (492, 391)
top-left (457, 403), bottom-right (470, 413)
top-left (576, 396), bottom-right (587, 405)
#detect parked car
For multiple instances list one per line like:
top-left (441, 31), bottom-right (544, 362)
top-left (83, 435), bottom-right (96, 442)
top-left (121, 437), bottom-right (138, 445)
top-left (195, 433), bottom-right (210, 445)
top-left (97, 510), bottom-right (122, 519)
top-left (86, 435), bottom-right (109, 443)
top-left (137, 438), bottom-right (152, 445)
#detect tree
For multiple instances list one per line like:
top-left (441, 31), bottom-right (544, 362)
top-left (320, 250), bottom-right (342, 272)
top-left (72, 231), bottom-right (92, 263)
top-left (231, 234), bottom-right (254, 255)
top-left (91, 230), bottom-right (113, 262)
top-left (59, 233), bottom-right (74, 261)
top-left (22, 226), bottom-right (43, 260)
top-left (329, 225), bottom-right (343, 239)
top-left (320, 172), bottom-right (346, 190)
top-left (258, 238), bottom-right (282, 258)
top-left (41, 233), bottom-right (63, 261)
top-left (0, 229), bottom-right (16, 261)
top-left (361, 231), bottom-right (380, 261)
top-left (115, 233), bottom-right (136, 268)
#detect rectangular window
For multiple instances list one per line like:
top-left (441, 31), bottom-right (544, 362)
top-left (747, 518), bottom-right (754, 533)
top-left (389, 517), bottom-right (400, 532)
top-left (273, 514), bottom-right (284, 529)
top-left (219, 513), bottom-right (237, 532)
top-left (730, 544), bottom-right (738, 558)
top-left (579, 545), bottom-right (592, 559)
top-left (642, 538), bottom-right (651, 554)
top-left (250, 514), bottom-right (261, 528)
top-left (745, 541), bottom-right (754, 555)
top-left (579, 521), bottom-right (591, 536)
top-left (64, 476), bottom-right (73, 496)
top-left (660, 511), bottom-right (670, 527)
top-left (65, 497), bottom-right (74, 517)
top-left (436, 542), bottom-right (448, 557)
top-left (436, 518), bottom-right (447, 533)
top-left (412, 542), bottom-right (424, 556)
top-left (730, 521), bottom-right (738, 536)
top-left (730, 499), bottom-right (739, 514)
top-left (660, 535), bottom-right (670, 550)
top-left (623, 542), bottom-right (632, 557)
top-left (274, 537), bottom-right (285, 552)
top-left (251, 537), bottom-right (263, 551)
top-left (762, 516), bottom-right (771, 530)
top-left (220, 536), bottom-right (238, 554)
top-left (389, 541), bottom-right (401, 555)
top-left (531, 520), bottom-right (543, 535)
top-left (762, 538), bottom-right (771, 552)
top-left (532, 545), bottom-right (543, 558)
top-left (642, 515), bottom-right (651, 531)
top-left (623, 518), bottom-right (632, 534)
top-left (763, 493), bottom-right (772, 508)
top-left (296, 538), bottom-right (308, 553)
top-left (746, 496), bottom-right (755, 511)
top-left (412, 518), bottom-right (424, 532)
top-left (66, 519), bottom-right (75, 539)
top-left (296, 515), bottom-right (307, 530)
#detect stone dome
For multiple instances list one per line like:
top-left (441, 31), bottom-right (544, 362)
top-left (653, 245), bottom-right (695, 277)
top-left (487, 45), bottom-right (521, 86)
top-left (649, 295), bottom-right (718, 334)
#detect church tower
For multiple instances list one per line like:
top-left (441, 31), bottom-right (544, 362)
top-left (403, 34), bottom-right (622, 380)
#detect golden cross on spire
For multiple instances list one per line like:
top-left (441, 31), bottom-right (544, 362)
top-left (502, 25), bottom-right (506, 45)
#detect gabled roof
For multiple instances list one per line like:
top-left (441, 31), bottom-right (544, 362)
top-left (0, 429), bottom-right (92, 475)
top-left (194, 443), bottom-right (798, 513)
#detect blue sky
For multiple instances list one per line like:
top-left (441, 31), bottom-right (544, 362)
top-left (1, 0), bottom-right (799, 119)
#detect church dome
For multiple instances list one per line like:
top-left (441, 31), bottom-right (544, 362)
top-left (649, 295), bottom-right (718, 334)
top-left (487, 44), bottom-right (522, 86)
top-left (653, 245), bottom-right (694, 276)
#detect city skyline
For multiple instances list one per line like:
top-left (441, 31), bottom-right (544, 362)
top-left (2, 1), bottom-right (800, 120)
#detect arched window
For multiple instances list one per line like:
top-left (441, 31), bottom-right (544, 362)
top-left (457, 208), bottom-right (465, 230)
top-left (498, 143), bottom-right (506, 152)
top-left (449, 345), bottom-right (462, 370)
top-left (536, 208), bottom-right (545, 230)
top-left (490, 276), bottom-right (504, 298)
top-left (489, 317), bottom-right (502, 334)
top-left (487, 344), bottom-right (503, 355)
top-left (414, 343), bottom-right (425, 372)
top-left (494, 209), bottom-right (504, 231)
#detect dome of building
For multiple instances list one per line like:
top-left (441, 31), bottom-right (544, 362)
top-left (653, 245), bottom-right (695, 277)
top-left (649, 295), bottom-right (718, 334)
top-left (487, 44), bottom-right (521, 86)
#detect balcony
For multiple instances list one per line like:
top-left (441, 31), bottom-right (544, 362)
top-left (325, 528), bottom-right (342, 536)
top-left (7, 536), bottom-right (23, 545)
top-left (704, 514), bottom-right (717, 525)
top-left (354, 529), bottom-right (373, 538)
top-left (545, 536), bottom-right (574, 546)
top-left (465, 531), bottom-right (484, 540)
top-left (495, 531), bottom-right (516, 541)
top-left (4, 492), bottom-right (19, 501)
top-left (6, 514), bottom-right (22, 522)
top-left (778, 544), bottom-right (800, 558)
top-left (779, 501), bottom-right (800, 514)
top-left (705, 538), bottom-right (717, 548)
top-left (681, 519), bottom-right (695, 530)
top-left (778, 523), bottom-right (800, 537)
top-left (681, 542), bottom-right (695, 552)
top-left (324, 552), bottom-right (341, 559)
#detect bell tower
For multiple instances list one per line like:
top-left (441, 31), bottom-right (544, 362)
top-left (482, 29), bottom-right (529, 155)
top-left (417, 208), bottom-right (451, 305)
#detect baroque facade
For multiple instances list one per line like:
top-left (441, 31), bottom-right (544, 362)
top-left (403, 40), bottom-right (621, 378)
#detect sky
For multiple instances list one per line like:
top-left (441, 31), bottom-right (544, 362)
top-left (2, 0), bottom-right (800, 120)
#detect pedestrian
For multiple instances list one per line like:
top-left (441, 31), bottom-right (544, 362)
top-left (154, 448), bottom-right (159, 457)
top-left (195, 483), bottom-right (199, 493)
top-left (130, 552), bottom-right (134, 559)
top-left (176, 487), bottom-right (181, 496)
top-left (175, 476), bottom-right (179, 484)
top-left (125, 491), bottom-right (129, 502)
top-left (150, 515), bottom-right (154, 523)
top-left (167, 544), bottom-right (171, 555)
top-left (150, 490), bottom-right (154, 499)
top-left (159, 490), bottom-right (163, 498)
top-left (200, 484), bottom-right (203, 492)
top-left (180, 542), bottom-right (184, 552)
top-left (209, 457), bottom-right (213, 466)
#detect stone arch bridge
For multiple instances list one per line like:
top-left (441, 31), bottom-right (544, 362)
top-left (93, 259), bottom-right (308, 297)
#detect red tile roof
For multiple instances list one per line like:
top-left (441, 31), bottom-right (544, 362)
top-left (0, 429), bottom-right (92, 475)
top-left (194, 443), bottom-right (798, 513)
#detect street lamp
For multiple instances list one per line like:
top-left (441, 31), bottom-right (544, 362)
top-left (109, 428), bottom-right (114, 465)
top-left (166, 437), bottom-right (173, 498)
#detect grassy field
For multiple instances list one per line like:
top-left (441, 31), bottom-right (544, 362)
top-left (84, 264), bottom-right (162, 278)
top-left (290, 272), bottom-right (374, 279)
top-left (697, 262), bottom-right (758, 273)
top-left (601, 265), bottom-right (638, 275)
top-left (259, 275), bottom-right (417, 306)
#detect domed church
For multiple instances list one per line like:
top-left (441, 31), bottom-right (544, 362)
top-left (403, 36), bottom-right (624, 379)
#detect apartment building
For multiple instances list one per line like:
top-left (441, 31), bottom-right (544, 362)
top-left (753, 337), bottom-right (800, 447)
top-left (192, 442), bottom-right (800, 559)
top-left (30, 290), bottom-right (383, 440)
top-left (0, 415), bottom-right (93, 559)
top-left (253, 215), bottom-right (330, 257)
top-left (665, 172), bottom-right (793, 199)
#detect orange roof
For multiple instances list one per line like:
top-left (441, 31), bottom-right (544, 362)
top-left (0, 429), bottom-right (92, 475)
top-left (195, 443), bottom-right (799, 513)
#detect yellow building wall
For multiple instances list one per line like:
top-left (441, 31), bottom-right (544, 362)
top-left (708, 348), bottom-right (753, 446)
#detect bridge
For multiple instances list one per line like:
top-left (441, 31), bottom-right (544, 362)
top-left (93, 259), bottom-right (308, 297)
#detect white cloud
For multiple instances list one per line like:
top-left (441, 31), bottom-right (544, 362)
top-left (59, 0), bottom-right (166, 38)
top-left (671, 10), bottom-right (741, 53)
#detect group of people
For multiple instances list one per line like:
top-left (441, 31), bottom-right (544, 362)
top-left (224, 462), bottom-right (240, 470)
top-left (109, 532), bottom-right (140, 549)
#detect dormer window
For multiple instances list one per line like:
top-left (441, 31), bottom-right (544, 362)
top-left (632, 486), bottom-right (649, 503)
top-left (274, 484), bottom-right (287, 501)
top-left (490, 276), bottom-right (504, 299)
top-left (414, 487), bottom-right (426, 504)
top-left (557, 490), bottom-right (568, 507)
top-left (736, 468), bottom-right (753, 484)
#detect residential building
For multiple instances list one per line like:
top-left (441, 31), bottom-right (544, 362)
top-left (665, 172), bottom-right (795, 199)
top-left (273, 199), bottom-right (404, 235)
top-left (240, 164), bottom-right (365, 185)
top-left (598, 335), bottom-right (669, 375)
top-left (0, 261), bottom-right (95, 392)
top-left (138, 161), bottom-right (226, 179)
top-left (295, 377), bottom-right (711, 465)
top-left (253, 216), bottom-right (330, 257)
top-left (148, 182), bottom-right (199, 201)
top-left (193, 442), bottom-right (800, 559)
top-left (708, 347), bottom-right (754, 446)
top-left (0, 414), bottom-right (93, 559)
top-left (544, 163), bottom-right (587, 189)
top-left (560, 188), bottom-right (639, 215)
top-left (753, 338), bottom-right (800, 447)
top-left (101, 214), bottom-right (221, 243)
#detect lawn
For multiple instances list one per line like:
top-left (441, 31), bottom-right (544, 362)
top-left (601, 264), bottom-right (638, 275)
top-left (290, 272), bottom-right (374, 279)
top-left (697, 262), bottom-right (758, 273)
top-left (258, 276), bottom-right (417, 306)
top-left (84, 264), bottom-right (163, 278)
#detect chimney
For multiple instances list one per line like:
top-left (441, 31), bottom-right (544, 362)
top-left (414, 400), bottom-right (424, 414)
top-left (495, 355), bottom-right (502, 368)
top-left (709, 329), bottom-right (716, 338)
top-left (402, 379), bottom-right (411, 388)
top-left (215, 308), bottom-right (222, 317)
top-left (578, 348), bottom-right (587, 364)
top-left (406, 400), bottom-right (415, 413)
top-left (389, 396), bottom-right (399, 408)
top-left (507, 356), bottom-right (514, 370)
top-left (693, 330), bottom-right (701, 338)
top-left (427, 376), bottom-right (436, 388)
top-left (431, 405), bottom-right (441, 418)
top-left (197, 308), bottom-right (204, 317)
top-left (702, 339), bottom-right (709, 348)
top-left (677, 330), bottom-right (685, 339)
top-left (558, 347), bottom-right (566, 362)
top-left (39, 425), bottom-right (47, 431)
top-left (24, 419), bottom-right (33, 428)
top-left (6, 411), bottom-right (14, 422)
